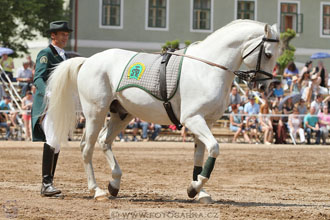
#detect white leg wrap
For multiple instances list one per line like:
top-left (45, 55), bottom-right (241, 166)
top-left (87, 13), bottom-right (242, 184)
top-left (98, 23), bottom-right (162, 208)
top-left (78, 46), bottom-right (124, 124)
top-left (190, 175), bottom-right (209, 193)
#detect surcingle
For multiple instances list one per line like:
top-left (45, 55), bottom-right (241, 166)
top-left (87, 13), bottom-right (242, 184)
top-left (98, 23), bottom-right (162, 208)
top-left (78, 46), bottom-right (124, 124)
top-left (116, 49), bottom-right (185, 101)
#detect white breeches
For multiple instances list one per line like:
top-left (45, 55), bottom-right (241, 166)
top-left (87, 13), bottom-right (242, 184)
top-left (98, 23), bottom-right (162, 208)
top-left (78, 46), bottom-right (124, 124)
top-left (290, 127), bottom-right (305, 143)
top-left (42, 114), bottom-right (60, 153)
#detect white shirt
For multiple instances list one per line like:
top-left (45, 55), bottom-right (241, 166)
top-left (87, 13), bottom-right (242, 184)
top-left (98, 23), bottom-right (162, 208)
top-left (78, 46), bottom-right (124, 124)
top-left (51, 44), bottom-right (66, 60)
top-left (17, 67), bottom-right (32, 79)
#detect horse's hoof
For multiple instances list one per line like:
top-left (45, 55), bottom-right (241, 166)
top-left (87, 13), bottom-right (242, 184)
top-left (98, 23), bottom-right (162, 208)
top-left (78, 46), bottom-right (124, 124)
top-left (187, 185), bottom-right (198, 198)
top-left (108, 182), bottom-right (119, 197)
top-left (94, 187), bottom-right (108, 201)
top-left (198, 190), bottom-right (213, 204)
top-left (95, 195), bottom-right (108, 201)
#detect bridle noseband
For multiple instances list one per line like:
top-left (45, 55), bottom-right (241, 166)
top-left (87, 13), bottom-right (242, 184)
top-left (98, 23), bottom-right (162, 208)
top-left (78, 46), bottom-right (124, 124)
top-left (234, 37), bottom-right (279, 82)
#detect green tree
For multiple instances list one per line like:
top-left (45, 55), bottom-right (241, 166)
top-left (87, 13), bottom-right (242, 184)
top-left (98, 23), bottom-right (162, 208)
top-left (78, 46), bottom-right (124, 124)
top-left (162, 40), bottom-right (191, 52)
top-left (0, 0), bottom-right (68, 56)
top-left (277, 28), bottom-right (296, 74)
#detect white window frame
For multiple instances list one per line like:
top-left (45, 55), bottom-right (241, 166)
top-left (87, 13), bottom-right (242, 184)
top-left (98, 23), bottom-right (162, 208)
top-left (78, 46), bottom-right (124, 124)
top-left (190, 0), bottom-right (214, 33)
top-left (99, 0), bottom-right (124, 29)
top-left (277, 0), bottom-right (300, 35)
top-left (320, 2), bottom-right (330, 38)
top-left (145, 0), bottom-right (169, 31)
top-left (234, 0), bottom-right (257, 20)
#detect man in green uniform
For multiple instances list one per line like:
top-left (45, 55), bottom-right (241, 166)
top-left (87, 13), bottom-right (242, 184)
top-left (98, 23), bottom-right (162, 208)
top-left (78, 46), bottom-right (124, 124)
top-left (32, 21), bottom-right (72, 197)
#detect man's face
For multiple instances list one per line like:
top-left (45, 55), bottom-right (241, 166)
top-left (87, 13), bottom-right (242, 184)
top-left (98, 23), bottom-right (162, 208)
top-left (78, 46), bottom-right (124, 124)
top-left (51, 31), bottom-right (70, 49)
top-left (232, 87), bottom-right (237, 95)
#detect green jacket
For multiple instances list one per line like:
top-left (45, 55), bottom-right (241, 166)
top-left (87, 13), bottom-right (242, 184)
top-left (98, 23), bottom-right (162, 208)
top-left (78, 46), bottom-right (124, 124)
top-left (32, 45), bottom-right (64, 141)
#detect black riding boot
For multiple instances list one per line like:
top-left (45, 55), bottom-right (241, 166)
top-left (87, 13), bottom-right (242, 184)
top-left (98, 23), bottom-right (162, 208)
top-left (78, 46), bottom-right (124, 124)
top-left (41, 143), bottom-right (61, 197)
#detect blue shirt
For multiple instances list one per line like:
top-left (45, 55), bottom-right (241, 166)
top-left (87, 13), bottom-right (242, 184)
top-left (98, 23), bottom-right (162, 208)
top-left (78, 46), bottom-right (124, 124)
top-left (0, 100), bottom-right (10, 110)
top-left (273, 87), bottom-right (284, 97)
top-left (244, 102), bottom-right (260, 115)
top-left (304, 113), bottom-right (318, 128)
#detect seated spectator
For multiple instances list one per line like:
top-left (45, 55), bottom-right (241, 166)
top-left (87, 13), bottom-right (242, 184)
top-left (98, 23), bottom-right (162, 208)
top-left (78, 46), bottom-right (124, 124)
top-left (299, 71), bottom-right (311, 101)
top-left (240, 88), bottom-right (250, 106)
top-left (229, 104), bottom-right (251, 143)
top-left (283, 97), bottom-right (294, 115)
top-left (0, 53), bottom-right (14, 82)
top-left (16, 60), bottom-right (33, 97)
top-left (273, 82), bottom-right (284, 99)
top-left (0, 96), bottom-right (12, 139)
top-left (76, 113), bottom-right (86, 133)
top-left (259, 104), bottom-right (273, 145)
top-left (290, 76), bottom-right (301, 94)
top-left (283, 61), bottom-right (299, 89)
top-left (272, 62), bottom-right (280, 77)
top-left (288, 107), bottom-right (305, 144)
top-left (306, 73), bottom-right (322, 103)
top-left (299, 60), bottom-right (313, 78)
top-left (181, 125), bottom-right (188, 142)
top-left (304, 106), bottom-right (321, 144)
top-left (318, 105), bottom-right (330, 145)
top-left (229, 86), bottom-right (241, 106)
top-left (297, 98), bottom-right (308, 118)
top-left (272, 105), bottom-right (287, 144)
top-left (311, 94), bottom-right (324, 114)
top-left (246, 115), bottom-right (260, 144)
top-left (140, 122), bottom-right (162, 141)
top-left (244, 95), bottom-right (260, 116)
top-left (21, 91), bottom-right (33, 141)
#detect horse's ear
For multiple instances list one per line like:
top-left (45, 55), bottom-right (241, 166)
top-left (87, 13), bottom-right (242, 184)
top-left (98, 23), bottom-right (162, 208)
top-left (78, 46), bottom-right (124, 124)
top-left (264, 24), bottom-right (271, 38)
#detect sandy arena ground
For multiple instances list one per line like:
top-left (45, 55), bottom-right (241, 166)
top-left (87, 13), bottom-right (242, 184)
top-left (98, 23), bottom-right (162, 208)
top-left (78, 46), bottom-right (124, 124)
top-left (1, 141), bottom-right (330, 219)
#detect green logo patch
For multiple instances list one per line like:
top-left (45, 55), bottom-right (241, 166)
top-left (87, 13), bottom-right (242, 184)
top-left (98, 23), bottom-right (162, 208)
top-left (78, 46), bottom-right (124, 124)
top-left (127, 62), bottom-right (145, 80)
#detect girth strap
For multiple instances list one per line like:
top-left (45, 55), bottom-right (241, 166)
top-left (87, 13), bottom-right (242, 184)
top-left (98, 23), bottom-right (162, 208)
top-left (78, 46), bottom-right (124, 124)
top-left (160, 50), bottom-right (183, 130)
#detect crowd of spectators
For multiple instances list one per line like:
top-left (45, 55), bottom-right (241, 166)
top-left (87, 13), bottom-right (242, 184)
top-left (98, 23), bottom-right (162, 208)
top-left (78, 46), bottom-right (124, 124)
top-left (228, 59), bottom-right (330, 145)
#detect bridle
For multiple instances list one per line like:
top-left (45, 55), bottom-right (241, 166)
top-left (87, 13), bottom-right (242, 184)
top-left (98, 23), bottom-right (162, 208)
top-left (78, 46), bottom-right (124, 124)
top-left (234, 37), bottom-right (280, 82)
top-left (165, 36), bottom-right (279, 83)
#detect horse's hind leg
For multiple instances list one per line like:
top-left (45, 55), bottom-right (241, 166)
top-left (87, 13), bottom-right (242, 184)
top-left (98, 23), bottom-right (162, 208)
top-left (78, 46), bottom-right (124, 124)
top-left (98, 112), bottom-right (133, 197)
top-left (80, 107), bottom-right (109, 200)
top-left (193, 138), bottom-right (212, 204)
top-left (184, 116), bottom-right (219, 200)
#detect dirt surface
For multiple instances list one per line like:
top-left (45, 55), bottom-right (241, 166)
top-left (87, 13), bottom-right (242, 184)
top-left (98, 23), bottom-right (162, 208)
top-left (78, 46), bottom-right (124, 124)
top-left (1, 141), bottom-right (330, 219)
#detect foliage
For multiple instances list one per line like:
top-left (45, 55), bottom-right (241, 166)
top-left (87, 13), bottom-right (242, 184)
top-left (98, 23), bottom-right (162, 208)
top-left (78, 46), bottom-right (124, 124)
top-left (162, 39), bottom-right (191, 52)
top-left (0, 0), bottom-right (68, 57)
top-left (277, 28), bottom-right (296, 73)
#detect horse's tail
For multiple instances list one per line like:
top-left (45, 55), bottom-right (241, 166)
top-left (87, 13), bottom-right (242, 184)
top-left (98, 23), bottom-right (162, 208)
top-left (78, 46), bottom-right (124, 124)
top-left (46, 57), bottom-right (87, 144)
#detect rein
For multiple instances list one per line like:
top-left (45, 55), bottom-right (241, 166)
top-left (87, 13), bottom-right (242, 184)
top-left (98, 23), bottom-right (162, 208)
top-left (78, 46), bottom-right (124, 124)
top-left (164, 37), bottom-right (279, 82)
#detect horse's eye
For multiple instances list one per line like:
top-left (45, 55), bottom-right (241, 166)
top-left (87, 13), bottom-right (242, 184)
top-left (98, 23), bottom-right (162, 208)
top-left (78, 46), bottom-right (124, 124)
top-left (265, 52), bottom-right (272, 59)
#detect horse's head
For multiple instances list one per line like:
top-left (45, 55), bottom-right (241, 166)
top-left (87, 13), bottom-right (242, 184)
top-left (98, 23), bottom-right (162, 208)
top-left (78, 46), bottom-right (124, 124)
top-left (239, 23), bottom-right (280, 89)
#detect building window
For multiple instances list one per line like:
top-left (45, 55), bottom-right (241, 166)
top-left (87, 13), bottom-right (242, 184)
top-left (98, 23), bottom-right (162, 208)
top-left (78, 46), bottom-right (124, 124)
top-left (101, 0), bottom-right (121, 26)
top-left (147, 0), bottom-right (167, 28)
top-left (280, 2), bottom-right (303, 33)
top-left (322, 4), bottom-right (330, 35)
top-left (192, 0), bottom-right (211, 30)
top-left (237, 1), bottom-right (255, 20)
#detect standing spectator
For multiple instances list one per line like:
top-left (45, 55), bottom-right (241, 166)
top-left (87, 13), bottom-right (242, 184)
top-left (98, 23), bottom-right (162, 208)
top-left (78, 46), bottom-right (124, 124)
top-left (17, 60), bottom-right (33, 97)
top-left (304, 106), bottom-right (321, 144)
top-left (288, 107), bottom-right (305, 144)
top-left (318, 105), bottom-right (330, 145)
top-left (229, 104), bottom-right (251, 143)
top-left (21, 91), bottom-right (33, 141)
top-left (259, 104), bottom-right (273, 145)
top-left (315, 61), bottom-right (328, 88)
top-left (31, 20), bottom-right (73, 197)
top-left (0, 53), bottom-right (14, 82)
top-left (283, 61), bottom-right (299, 89)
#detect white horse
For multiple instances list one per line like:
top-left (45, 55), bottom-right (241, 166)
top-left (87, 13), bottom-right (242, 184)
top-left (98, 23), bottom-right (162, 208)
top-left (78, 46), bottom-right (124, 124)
top-left (46, 20), bottom-right (280, 202)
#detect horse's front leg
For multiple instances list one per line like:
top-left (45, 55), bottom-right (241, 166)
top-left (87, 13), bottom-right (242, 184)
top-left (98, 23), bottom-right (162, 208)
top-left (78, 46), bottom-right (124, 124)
top-left (185, 115), bottom-right (219, 200)
top-left (98, 113), bottom-right (133, 197)
top-left (193, 138), bottom-right (213, 203)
